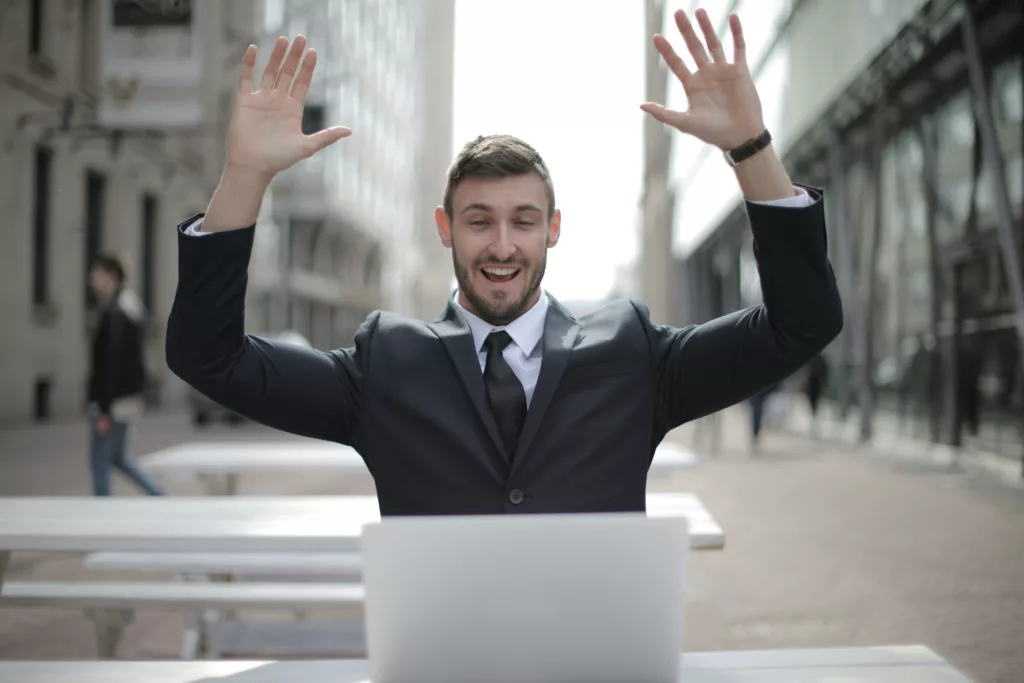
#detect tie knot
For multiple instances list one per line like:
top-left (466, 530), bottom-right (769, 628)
top-left (483, 330), bottom-right (514, 353)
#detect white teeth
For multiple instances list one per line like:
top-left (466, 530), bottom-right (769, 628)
top-left (482, 267), bottom-right (519, 276)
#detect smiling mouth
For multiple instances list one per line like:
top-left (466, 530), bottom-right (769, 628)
top-left (480, 266), bottom-right (521, 284)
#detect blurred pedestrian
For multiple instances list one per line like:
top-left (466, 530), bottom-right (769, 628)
top-left (748, 384), bottom-right (778, 453)
top-left (87, 253), bottom-right (163, 496)
top-left (804, 353), bottom-right (829, 436)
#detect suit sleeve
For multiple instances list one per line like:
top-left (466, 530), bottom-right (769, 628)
top-left (165, 216), bottom-right (375, 446)
top-left (643, 186), bottom-right (843, 434)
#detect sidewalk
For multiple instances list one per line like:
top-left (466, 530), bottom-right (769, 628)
top-left (673, 394), bottom-right (1024, 489)
top-left (782, 394), bottom-right (1023, 486)
top-left (662, 407), bottom-right (1024, 683)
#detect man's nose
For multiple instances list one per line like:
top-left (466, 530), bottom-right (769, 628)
top-left (489, 224), bottom-right (517, 261)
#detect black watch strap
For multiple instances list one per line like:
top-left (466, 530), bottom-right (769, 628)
top-left (723, 128), bottom-right (772, 167)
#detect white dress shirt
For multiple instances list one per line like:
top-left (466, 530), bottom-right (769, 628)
top-left (453, 293), bottom-right (548, 407)
top-left (181, 189), bottom-right (814, 407)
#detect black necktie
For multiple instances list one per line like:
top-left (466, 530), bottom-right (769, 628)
top-left (482, 331), bottom-right (527, 460)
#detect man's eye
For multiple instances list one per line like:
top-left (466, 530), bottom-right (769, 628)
top-left (515, 220), bottom-right (535, 226)
top-left (470, 220), bottom-right (489, 226)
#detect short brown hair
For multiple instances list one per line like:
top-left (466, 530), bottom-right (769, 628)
top-left (443, 135), bottom-right (556, 219)
top-left (92, 252), bottom-right (127, 285)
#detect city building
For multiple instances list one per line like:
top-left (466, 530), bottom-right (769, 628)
top-left (0, 0), bottom-right (261, 422)
top-left (0, 0), bottom-right (457, 424)
top-left (250, 0), bottom-right (456, 351)
top-left (641, 0), bottom-right (1023, 467)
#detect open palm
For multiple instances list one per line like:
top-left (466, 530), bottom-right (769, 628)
top-left (225, 36), bottom-right (351, 179)
top-left (642, 10), bottom-right (765, 151)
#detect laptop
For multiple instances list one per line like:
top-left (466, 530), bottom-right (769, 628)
top-left (361, 512), bottom-right (688, 683)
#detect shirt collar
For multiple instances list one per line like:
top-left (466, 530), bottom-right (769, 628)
top-left (453, 291), bottom-right (549, 356)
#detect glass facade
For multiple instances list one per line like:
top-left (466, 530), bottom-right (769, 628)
top-left (851, 51), bottom-right (1024, 457)
top-left (675, 1), bottom-right (1024, 462)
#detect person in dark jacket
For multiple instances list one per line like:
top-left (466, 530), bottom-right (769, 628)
top-left (87, 253), bottom-right (162, 496)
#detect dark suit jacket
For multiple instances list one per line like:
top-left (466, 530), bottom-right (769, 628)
top-left (166, 187), bottom-right (842, 516)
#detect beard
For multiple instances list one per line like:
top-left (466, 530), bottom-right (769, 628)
top-left (452, 242), bottom-right (546, 326)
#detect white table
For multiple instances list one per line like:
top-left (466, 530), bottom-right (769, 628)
top-left (137, 441), bottom-right (696, 494)
top-left (0, 646), bottom-right (972, 681)
top-left (0, 493), bottom-right (723, 580)
top-left (138, 442), bottom-right (368, 494)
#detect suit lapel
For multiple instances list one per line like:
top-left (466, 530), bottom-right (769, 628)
top-left (512, 295), bottom-right (581, 472)
top-left (427, 302), bottom-right (510, 465)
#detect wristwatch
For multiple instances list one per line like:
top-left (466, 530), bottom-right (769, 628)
top-left (723, 128), bottom-right (773, 167)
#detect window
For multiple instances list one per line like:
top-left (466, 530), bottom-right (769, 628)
top-left (29, 0), bottom-right (45, 56)
top-left (301, 103), bottom-right (326, 134)
top-left (112, 0), bottom-right (191, 27)
top-left (79, 0), bottom-right (100, 89)
top-left (33, 376), bottom-right (52, 422)
top-left (264, 0), bottom-right (284, 33)
top-left (32, 146), bottom-right (52, 306)
top-left (28, 0), bottom-right (56, 76)
top-left (140, 194), bottom-right (158, 317)
top-left (84, 170), bottom-right (106, 309)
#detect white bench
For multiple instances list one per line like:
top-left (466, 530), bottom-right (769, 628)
top-left (83, 551), bottom-right (364, 580)
top-left (0, 580), bottom-right (364, 658)
top-left (80, 551), bottom-right (366, 656)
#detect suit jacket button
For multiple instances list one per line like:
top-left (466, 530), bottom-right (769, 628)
top-left (508, 489), bottom-right (524, 505)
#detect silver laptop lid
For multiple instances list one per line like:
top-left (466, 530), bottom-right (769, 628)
top-left (362, 513), bottom-right (688, 683)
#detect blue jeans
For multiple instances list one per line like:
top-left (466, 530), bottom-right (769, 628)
top-left (89, 417), bottom-right (163, 496)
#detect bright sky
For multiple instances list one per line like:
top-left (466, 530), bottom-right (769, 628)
top-left (451, 0), bottom-right (645, 302)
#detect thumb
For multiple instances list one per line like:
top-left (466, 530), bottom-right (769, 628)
top-left (303, 126), bottom-right (352, 156)
top-left (640, 103), bottom-right (691, 133)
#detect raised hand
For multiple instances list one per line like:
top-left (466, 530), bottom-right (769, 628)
top-left (226, 36), bottom-right (351, 180)
top-left (641, 10), bottom-right (765, 151)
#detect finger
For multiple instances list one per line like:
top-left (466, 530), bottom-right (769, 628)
top-left (674, 10), bottom-right (709, 68)
top-left (237, 44), bottom-right (257, 96)
top-left (274, 35), bottom-right (307, 90)
top-left (696, 8), bottom-right (727, 63)
top-left (729, 14), bottom-right (747, 67)
top-left (640, 103), bottom-right (691, 132)
top-left (289, 48), bottom-right (317, 103)
top-left (652, 35), bottom-right (692, 89)
top-left (303, 126), bottom-right (353, 156)
top-left (259, 36), bottom-right (289, 90)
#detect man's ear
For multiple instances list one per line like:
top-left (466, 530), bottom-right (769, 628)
top-left (435, 206), bottom-right (452, 248)
top-left (547, 209), bottom-right (562, 248)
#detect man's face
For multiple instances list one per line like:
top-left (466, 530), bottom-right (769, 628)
top-left (89, 266), bottom-right (118, 300)
top-left (436, 173), bottom-right (560, 326)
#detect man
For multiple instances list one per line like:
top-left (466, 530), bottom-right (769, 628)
top-left (167, 10), bottom-right (842, 515)
top-left (87, 253), bottom-right (163, 496)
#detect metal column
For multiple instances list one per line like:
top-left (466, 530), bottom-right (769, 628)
top-left (828, 134), bottom-right (867, 424)
top-left (860, 103), bottom-right (889, 442)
